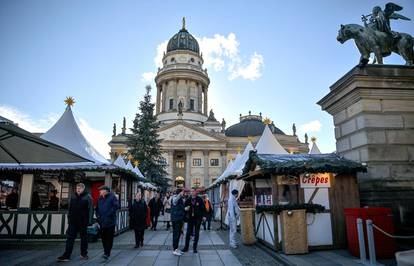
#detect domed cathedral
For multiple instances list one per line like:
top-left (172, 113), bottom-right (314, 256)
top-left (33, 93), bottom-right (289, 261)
top-left (109, 18), bottom-right (309, 188)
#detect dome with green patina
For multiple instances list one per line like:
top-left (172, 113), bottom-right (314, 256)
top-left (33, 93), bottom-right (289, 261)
top-left (166, 18), bottom-right (200, 54)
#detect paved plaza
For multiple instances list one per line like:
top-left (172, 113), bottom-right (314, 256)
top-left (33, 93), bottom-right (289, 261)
top-left (0, 226), bottom-right (279, 266)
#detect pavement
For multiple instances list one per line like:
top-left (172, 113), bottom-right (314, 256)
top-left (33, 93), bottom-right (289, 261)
top-left (0, 222), bottom-right (282, 266)
top-left (0, 222), bottom-right (398, 266)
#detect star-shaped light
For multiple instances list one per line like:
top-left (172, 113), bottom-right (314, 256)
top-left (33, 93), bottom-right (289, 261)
top-left (64, 96), bottom-right (75, 107)
top-left (311, 136), bottom-right (317, 143)
top-left (134, 160), bottom-right (140, 167)
top-left (263, 117), bottom-right (272, 125)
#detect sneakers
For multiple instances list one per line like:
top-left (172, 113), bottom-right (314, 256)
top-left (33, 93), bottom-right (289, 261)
top-left (172, 249), bottom-right (182, 256)
top-left (57, 255), bottom-right (70, 262)
top-left (80, 255), bottom-right (89, 260)
top-left (102, 254), bottom-right (109, 260)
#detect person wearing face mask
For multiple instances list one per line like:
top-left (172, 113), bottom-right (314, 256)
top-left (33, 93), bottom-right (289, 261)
top-left (227, 189), bottom-right (240, 249)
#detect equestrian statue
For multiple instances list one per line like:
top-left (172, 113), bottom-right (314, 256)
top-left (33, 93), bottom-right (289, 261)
top-left (337, 2), bottom-right (413, 66)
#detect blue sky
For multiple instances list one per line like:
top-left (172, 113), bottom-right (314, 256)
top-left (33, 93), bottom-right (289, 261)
top-left (1, 0), bottom-right (413, 156)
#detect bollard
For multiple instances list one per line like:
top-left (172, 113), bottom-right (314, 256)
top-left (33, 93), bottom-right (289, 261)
top-left (366, 219), bottom-right (377, 266)
top-left (356, 218), bottom-right (367, 264)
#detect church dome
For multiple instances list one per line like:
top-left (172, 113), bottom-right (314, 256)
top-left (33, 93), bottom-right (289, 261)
top-left (225, 114), bottom-right (285, 137)
top-left (166, 18), bottom-right (200, 54)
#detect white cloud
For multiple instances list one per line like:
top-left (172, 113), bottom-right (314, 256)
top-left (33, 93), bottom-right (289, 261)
top-left (0, 104), bottom-right (110, 158)
top-left (0, 105), bottom-right (57, 132)
top-left (298, 120), bottom-right (322, 134)
top-left (150, 33), bottom-right (264, 81)
top-left (141, 71), bottom-right (156, 82)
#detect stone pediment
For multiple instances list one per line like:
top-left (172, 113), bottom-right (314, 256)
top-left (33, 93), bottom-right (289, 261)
top-left (158, 122), bottom-right (223, 142)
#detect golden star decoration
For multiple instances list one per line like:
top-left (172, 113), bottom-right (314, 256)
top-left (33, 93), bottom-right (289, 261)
top-left (311, 136), bottom-right (317, 143)
top-left (263, 117), bottom-right (272, 125)
top-left (134, 160), bottom-right (140, 167)
top-left (236, 146), bottom-right (242, 153)
top-left (64, 96), bottom-right (75, 107)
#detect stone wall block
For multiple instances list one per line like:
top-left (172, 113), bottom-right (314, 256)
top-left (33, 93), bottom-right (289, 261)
top-left (403, 115), bottom-right (414, 128)
top-left (350, 131), bottom-right (367, 149)
top-left (356, 114), bottom-right (404, 129)
top-left (336, 137), bottom-right (351, 152)
top-left (386, 130), bottom-right (414, 144)
top-left (390, 164), bottom-right (414, 179)
top-left (368, 146), bottom-right (408, 161)
top-left (382, 100), bottom-right (414, 112)
top-left (341, 118), bottom-right (357, 136)
top-left (333, 109), bottom-right (347, 126)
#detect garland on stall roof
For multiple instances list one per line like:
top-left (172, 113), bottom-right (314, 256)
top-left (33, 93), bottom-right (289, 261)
top-left (256, 203), bottom-right (325, 214)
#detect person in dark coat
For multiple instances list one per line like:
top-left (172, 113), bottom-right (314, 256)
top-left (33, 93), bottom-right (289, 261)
top-left (57, 183), bottom-right (93, 262)
top-left (171, 188), bottom-right (185, 256)
top-left (48, 189), bottom-right (59, 211)
top-left (148, 193), bottom-right (163, 231)
top-left (129, 191), bottom-right (147, 248)
top-left (96, 185), bottom-right (119, 260)
top-left (202, 195), bottom-right (213, 230)
top-left (6, 188), bottom-right (18, 209)
top-left (31, 191), bottom-right (42, 210)
top-left (182, 189), bottom-right (206, 253)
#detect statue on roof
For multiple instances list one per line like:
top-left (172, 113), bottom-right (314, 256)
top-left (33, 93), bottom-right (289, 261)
top-left (337, 2), bottom-right (413, 66)
top-left (221, 118), bottom-right (226, 132)
top-left (177, 100), bottom-right (183, 117)
top-left (304, 133), bottom-right (308, 144)
top-left (113, 123), bottom-right (116, 136)
top-left (122, 117), bottom-right (126, 135)
top-left (292, 123), bottom-right (297, 136)
top-left (207, 109), bottom-right (217, 121)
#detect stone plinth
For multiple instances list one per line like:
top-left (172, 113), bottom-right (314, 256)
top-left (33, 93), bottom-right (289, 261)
top-left (318, 65), bottom-right (414, 231)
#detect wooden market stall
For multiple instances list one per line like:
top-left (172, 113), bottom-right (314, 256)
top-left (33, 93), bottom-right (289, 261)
top-left (239, 150), bottom-right (366, 251)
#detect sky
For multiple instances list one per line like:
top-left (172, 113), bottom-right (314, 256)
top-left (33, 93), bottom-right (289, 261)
top-left (1, 0), bottom-right (413, 157)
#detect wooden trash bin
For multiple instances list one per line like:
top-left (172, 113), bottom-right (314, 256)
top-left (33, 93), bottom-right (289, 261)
top-left (281, 209), bottom-right (308, 254)
top-left (240, 208), bottom-right (256, 245)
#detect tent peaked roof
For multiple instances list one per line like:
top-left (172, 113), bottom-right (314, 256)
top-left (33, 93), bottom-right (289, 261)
top-left (255, 125), bottom-right (288, 154)
top-left (133, 166), bottom-right (145, 178)
top-left (309, 141), bottom-right (321, 154)
top-left (230, 142), bottom-right (255, 176)
top-left (125, 160), bottom-right (134, 170)
top-left (41, 106), bottom-right (109, 165)
top-left (114, 155), bottom-right (126, 168)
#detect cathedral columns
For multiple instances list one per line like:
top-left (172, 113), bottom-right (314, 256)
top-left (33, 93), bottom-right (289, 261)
top-left (203, 88), bottom-right (208, 115)
top-left (185, 149), bottom-right (191, 187)
top-left (156, 85), bottom-right (161, 114)
top-left (168, 150), bottom-right (174, 180)
top-left (203, 150), bottom-right (210, 187)
top-left (221, 151), bottom-right (227, 173)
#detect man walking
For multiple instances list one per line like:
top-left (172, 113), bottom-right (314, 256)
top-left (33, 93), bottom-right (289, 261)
top-left (57, 183), bottom-right (93, 262)
top-left (171, 189), bottom-right (185, 256)
top-left (182, 189), bottom-right (206, 253)
top-left (148, 193), bottom-right (163, 231)
top-left (227, 189), bottom-right (240, 249)
top-left (129, 191), bottom-right (147, 248)
top-left (202, 195), bottom-right (213, 230)
top-left (96, 185), bottom-right (119, 260)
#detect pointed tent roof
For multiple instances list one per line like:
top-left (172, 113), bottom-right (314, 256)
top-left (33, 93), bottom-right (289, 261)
top-left (255, 125), bottom-right (288, 154)
top-left (215, 159), bottom-right (234, 184)
top-left (133, 166), bottom-right (145, 179)
top-left (309, 139), bottom-right (321, 154)
top-left (114, 155), bottom-right (126, 168)
top-left (41, 106), bottom-right (109, 165)
top-left (229, 142), bottom-right (254, 177)
top-left (125, 160), bottom-right (134, 170)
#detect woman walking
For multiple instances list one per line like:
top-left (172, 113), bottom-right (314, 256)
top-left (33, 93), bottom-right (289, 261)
top-left (163, 192), bottom-right (172, 230)
top-left (129, 191), bottom-right (148, 248)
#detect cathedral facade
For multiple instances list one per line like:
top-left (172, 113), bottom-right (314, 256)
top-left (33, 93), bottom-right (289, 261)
top-left (109, 20), bottom-right (309, 188)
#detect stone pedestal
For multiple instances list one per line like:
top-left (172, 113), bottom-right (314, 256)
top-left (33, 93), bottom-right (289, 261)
top-left (318, 65), bottom-right (414, 231)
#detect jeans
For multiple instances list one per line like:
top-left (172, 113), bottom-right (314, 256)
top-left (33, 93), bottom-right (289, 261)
top-left (151, 215), bottom-right (158, 230)
top-left (134, 229), bottom-right (145, 246)
top-left (63, 223), bottom-right (88, 257)
top-left (229, 218), bottom-right (237, 247)
top-left (184, 219), bottom-right (202, 251)
top-left (202, 215), bottom-right (212, 230)
top-left (101, 226), bottom-right (115, 256)
top-left (172, 220), bottom-right (183, 250)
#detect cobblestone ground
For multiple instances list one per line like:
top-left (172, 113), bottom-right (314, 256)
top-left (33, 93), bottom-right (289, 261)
top-left (0, 222), bottom-right (283, 266)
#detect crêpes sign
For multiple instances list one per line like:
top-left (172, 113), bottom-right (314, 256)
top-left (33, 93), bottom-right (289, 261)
top-left (300, 173), bottom-right (331, 188)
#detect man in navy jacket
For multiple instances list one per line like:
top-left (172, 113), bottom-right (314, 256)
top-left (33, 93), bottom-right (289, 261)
top-left (96, 185), bottom-right (119, 260)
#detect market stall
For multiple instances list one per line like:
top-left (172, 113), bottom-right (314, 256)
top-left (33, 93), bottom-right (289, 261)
top-left (240, 150), bottom-right (366, 250)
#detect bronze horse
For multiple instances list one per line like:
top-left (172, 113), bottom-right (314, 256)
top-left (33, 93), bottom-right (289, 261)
top-left (337, 24), bottom-right (413, 66)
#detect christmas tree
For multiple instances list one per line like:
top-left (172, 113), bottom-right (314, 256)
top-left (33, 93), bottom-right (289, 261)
top-left (128, 85), bottom-right (169, 189)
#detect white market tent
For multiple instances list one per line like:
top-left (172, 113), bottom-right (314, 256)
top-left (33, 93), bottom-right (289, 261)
top-left (309, 139), bottom-right (321, 155)
top-left (114, 154), bottom-right (127, 168)
top-left (228, 142), bottom-right (254, 177)
top-left (255, 125), bottom-right (288, 155)
top-left (41, 105), bottom-right (109, 165)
